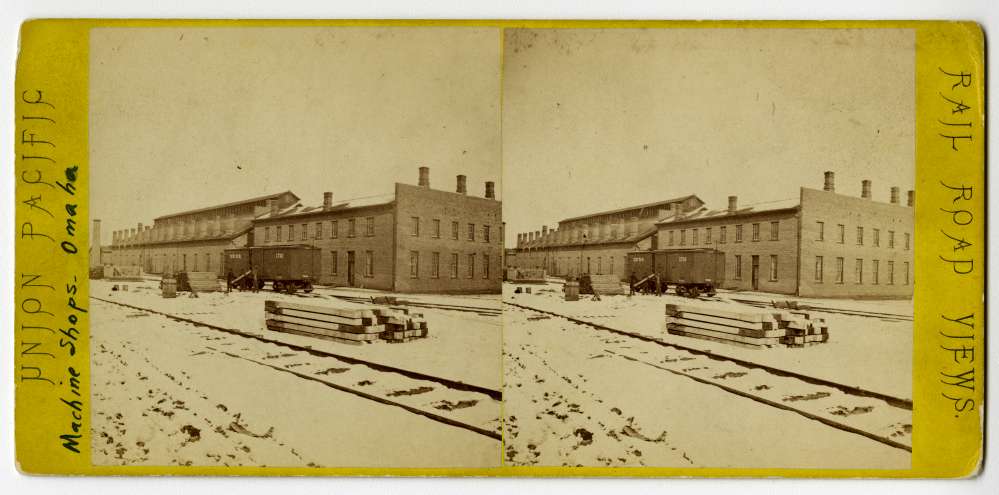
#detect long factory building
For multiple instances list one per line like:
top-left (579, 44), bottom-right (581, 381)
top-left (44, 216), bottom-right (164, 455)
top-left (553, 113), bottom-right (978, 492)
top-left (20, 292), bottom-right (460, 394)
top-left (508, 171), bottom-right (914, 298)
top-left (102, 167), bottom-right (503, 293)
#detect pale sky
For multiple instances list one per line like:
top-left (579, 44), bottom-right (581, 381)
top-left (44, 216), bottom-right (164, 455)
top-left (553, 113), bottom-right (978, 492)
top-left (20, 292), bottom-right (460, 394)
top-left (90, 27), bottom-right (501, 245)
top-left (502, 28), bottom-right (915, 246)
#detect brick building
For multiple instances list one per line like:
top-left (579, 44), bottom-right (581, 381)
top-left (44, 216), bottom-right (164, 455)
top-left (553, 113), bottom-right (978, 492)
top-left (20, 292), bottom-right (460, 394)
top-left (252, 167), bottom-right (502, 293)
top-left (652, 172), bottom-right (914, 298)
top-left (508, 195), bottom-right (705, 279)
top-left (107, 191), bottom-right (300, 275)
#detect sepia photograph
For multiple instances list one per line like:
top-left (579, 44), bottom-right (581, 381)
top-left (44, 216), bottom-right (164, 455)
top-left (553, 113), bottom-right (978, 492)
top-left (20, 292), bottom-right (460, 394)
top-left (501, 28), bottom-right (915, 468)
top-left (87, 26), bottom-right (504, 468)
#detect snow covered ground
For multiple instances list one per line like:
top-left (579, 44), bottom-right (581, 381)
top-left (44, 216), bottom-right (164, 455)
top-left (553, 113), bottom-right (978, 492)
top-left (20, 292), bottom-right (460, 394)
top-left (504, 281), bottom-right (912, 399)
top-left (90, 298), bottom-right (501, 467)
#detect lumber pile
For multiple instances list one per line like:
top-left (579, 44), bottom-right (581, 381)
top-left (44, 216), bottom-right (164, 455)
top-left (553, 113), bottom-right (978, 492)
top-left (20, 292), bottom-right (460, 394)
top-left (186, 272), bottom-right (221, 292)
top-left (264, 300), bottom-right (429, 345)
top-left (588, 274), bottom-right (625, 295)
top-left (506, 268), bottom-right (546, 283)
top-left (665, 303), bottom-right (828, 349)
top-left (104, 265), bottom-right (142, 280)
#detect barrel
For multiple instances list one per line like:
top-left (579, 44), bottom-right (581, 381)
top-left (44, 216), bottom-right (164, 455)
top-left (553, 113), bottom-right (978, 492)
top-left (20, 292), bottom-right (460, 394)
top-left (162, 278), bottom-right (177, 298)
top-left (564, 281), bottom-right (579, 301)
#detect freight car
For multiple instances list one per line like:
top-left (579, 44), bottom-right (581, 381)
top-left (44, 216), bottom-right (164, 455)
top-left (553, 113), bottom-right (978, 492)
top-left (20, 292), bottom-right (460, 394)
top-left (223, 245), bottom-right (321, 293)
top-left (626, 249), bottom-right (725, 298)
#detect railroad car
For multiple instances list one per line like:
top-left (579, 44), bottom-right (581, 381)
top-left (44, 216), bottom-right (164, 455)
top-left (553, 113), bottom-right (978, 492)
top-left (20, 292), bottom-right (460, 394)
top-left (224, 245), bottom-right (321, 293)
top-left (626, 248), bottom-right (725, 298)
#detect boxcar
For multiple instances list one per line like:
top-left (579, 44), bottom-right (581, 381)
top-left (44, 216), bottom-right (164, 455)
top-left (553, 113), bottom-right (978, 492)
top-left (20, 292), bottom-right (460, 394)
top-left (626, 249), bottom-right (725, 298)
top-left (224, 245), bottom-right (321, 293)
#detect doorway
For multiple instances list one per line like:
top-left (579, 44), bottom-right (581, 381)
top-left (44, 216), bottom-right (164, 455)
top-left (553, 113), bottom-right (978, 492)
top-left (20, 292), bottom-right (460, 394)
top-left (347, 251), bottom-right (356, 286)
top-left (751, 255), bottom-right (760, 290)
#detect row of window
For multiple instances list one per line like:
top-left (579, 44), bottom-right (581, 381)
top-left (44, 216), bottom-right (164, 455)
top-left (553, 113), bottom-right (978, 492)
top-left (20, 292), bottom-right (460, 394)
top-left (409, 217), bottom-right (491, 243)
top-left (406, 251), bottom-right (492, 279)
top-left (666, 221), bottom-right (781, 247)
top-left (731, 254), bottom-right (781, 282)
top-left (550, 255), bottom-right (619, 275)
top-left (815, 221), bottom-right (910, 250)
top-left (813, 256), bottom-right (910, 285)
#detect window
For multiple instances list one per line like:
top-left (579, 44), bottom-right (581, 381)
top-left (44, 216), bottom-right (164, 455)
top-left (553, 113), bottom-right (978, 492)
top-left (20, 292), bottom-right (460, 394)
top-left (814, 256), bottom-right (823, 282)
top-left (450, 253), bottom-right (459, 278)
top-left (331, 251), bottom-right (338, 276)
top-left (409, 251), bottom-right (419, 278)
top-left (286, 224), bottom-right (294, 241)
top-left (483, 254), bottom-right (490, 279)
top-left (411, 217), bottom-right (420, 236)
top-left (872, 259), bottom-right (879, 284)
top-left (873, 228), bottom-right (880, 247)
top-left (315, 222), bottom-right (322, 239)
top-left (301, 223), bottom-right (308, 241)
top-left (348, 219), bottom-right (356, 237)
top-left (855, 259), bottom-right (863, 284)
top-left (451, 221), bottom-right (459, 240)
top-left (468, 223), bottom-right (475, 241)
top-left (888, 230), bottom-right (895, 248)
top-left (483, 225), bottom-right (490, 243)
top-left (816, 221), bottom-right (825, 241)
top-left (467, 253), bottom-right (476, 278)
top-left (330, 220), bottom-right (338, 239)
top-left (705, 227), bottom-right (712, 243)
top-left (769, 255), bottom-right (778, 281)
top-left (680, 229), bottom-right (686, 246)
top-left (692, 229), bottom-right (699, 245)
top-left (904, 262), bottom-right (910, 285)
top-left (904, 233), bottom-right (910, 250)
top-left (433, 219), bottom-right (441, 238)
top-left (735, 225), bottom-right (743, 243)
top-left (364, 250), bottom-right (374, 277)
top-left (609, 256), bottom-right (614, 275)
top-left (770, 221), bottom-right (779, 241)
top-left (264, 226), bottom-right (271, 242)
top-left (365, 217), bottom-right (374, 236)
top-left (431, 252), bottom-right (440, 278)
top-left (719, 226), bottom-right (727, 243)
top-left (837, 224), bottom-right (845, 244)
top-left (887, 260), bottom-right (895, 284)
top-left (856, 226), bottom-right (864, 245)
top-left (193, 254), bottom-right (198, 271)
top-left (835, 257), bottom-right (844, 284)
top-left (597, 257), bottom-right (603, 275)
top-left (752, 223), bottom-right (760, 242)
top-left (734, 255), bottom-right (742, 279)
top-left (668, 231), bottom-right (674, 246)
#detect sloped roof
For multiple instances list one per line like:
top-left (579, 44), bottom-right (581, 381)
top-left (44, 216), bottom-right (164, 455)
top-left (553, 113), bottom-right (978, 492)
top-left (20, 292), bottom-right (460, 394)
top-left (255, 193), bottom-right (396, 221)
top-left (519, 223), bottom-right (658, 250)
top-left (560, 194), bottom-right (703, 224)
top-left (154, 191), bottom-right (299, 221)
top-left (655, 198), bottom-right (800, 226)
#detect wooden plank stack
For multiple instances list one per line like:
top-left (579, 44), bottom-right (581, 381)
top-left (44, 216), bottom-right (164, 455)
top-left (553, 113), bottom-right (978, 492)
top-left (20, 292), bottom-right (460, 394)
top-left (588, 274), bottom-right (625, 295)
top-left (507, 268), bottom-right (547, 283)
top-left (186, 272), bottom-right (221, 292)
top-left (264, 300), bottom-right (429, 345)
top-left (665, 303), bottom-right (828, 349)
top-left (104, 265), bottom-right (143, 281)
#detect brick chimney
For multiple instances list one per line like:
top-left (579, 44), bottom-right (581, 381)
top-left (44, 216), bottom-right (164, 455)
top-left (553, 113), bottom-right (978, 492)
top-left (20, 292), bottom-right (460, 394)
top-left (727, 195), bottom-right (738, 214)
top-left (907, 190), bottom-right (915, 207)
top-left (890, 187), bottom-right (900, 204)
top-left (861, 180), bottom-right (872, 199)
top-left (323, 192), bottom-right (333, 210)
top-left (485, 181), bottom-right (495, 199)
top-left (456, 175), bottom-right (467, 194)
top-left (823, 171), bottom-right (835, 192)
top-left (418, 166), bottom-right (430, 188)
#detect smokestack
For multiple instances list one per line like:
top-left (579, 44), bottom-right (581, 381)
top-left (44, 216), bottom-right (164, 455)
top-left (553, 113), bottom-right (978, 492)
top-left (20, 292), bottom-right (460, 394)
top-left (823, 171), bottom-right (835, 192)
top-left (485, 181), bottom-right (495, 199)
top-left (542, 226), bottom-right (548, 238)
top-left (528, 232), bottom-right (534, 242)
top-left (323, 192), bottom-right (333, 210)
top-left (907, 190), bottom-right (915, 207)
top-left (890, 187), bottom-right (900, 204)
top-left (535, 230), bottom-right (541, 242)
top-left (112, 229), bottom-right (117, 245)
top-left (268, 199), bottom-right (279, 217)
top-left (456, 175), bottom-right (467, 194)
top-left (861, 180), bottom-right (872, 199)
top-left (137, 223), bottom-right (143, 241)
top-left (727, 196), bottom-right (738, 214)
top-left (418, 166), bottom-right (430, 188)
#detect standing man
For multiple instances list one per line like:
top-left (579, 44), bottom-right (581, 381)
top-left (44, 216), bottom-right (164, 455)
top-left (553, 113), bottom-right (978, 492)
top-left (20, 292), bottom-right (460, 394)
top-left (629, 272), bottom-right (637, 296)
top-left (226, 270), bottom-right (234, 293)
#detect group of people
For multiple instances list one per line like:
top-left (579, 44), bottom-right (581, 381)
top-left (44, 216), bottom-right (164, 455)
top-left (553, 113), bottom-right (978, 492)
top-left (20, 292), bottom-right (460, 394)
top-left (629, 272), bottom-right (664, 296)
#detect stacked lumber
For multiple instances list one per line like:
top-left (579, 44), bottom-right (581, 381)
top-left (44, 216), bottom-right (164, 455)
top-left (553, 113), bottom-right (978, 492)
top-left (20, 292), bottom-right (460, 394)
top-left (588, 274), bottom-right (625, 295)
top-left (264, 300), bottom-right (428, 345)
top-left (665, 303), bottom-right (828, 349)
top-left (186, 272), bottom-right (221, 292)
top-left (104, 265), bottom-right (142, 280)
top-left (507, 268), bottom-right (546, 283)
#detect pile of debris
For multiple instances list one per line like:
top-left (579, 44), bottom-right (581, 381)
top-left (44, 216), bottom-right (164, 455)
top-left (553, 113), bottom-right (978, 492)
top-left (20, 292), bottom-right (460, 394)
top-left (665, 303), bottom-right (828, 349)
top-left (264, 300), bottom-right (428, 345)
top-left (184, 272), bottom-right (221, 292)
top-left (583, 274), bottom-right (626, 295)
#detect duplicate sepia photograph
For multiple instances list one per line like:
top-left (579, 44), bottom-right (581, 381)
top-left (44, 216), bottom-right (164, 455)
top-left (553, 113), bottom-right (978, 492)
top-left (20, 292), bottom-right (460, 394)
top-left (88, 26), bottom-right (504, 468)
top-left (502, 28), bottom-right (915, 469)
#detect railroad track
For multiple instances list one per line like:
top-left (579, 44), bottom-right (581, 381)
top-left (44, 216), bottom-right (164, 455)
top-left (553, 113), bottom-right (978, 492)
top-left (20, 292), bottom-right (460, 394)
top-left (504, 300), bottom-right (913, 452)
top-left (729, 298), bottom-right (913, 322)
top-left (92, 297), bottom-right (502, 441)
top-left (313, 290), bottom-right (503, 317)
